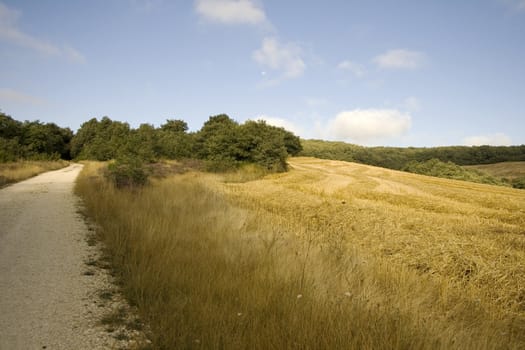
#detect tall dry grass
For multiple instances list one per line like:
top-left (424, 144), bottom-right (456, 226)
top-left (0, 160), bottom-right (69, 187)
top-left (75, 159), bottom-right (525, 349)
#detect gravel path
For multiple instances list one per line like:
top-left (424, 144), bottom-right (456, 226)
top-left (0, 164), bottom-right (136, 350)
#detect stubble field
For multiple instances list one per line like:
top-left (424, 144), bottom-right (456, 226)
top-left (76, 157), bottom-right (525, 349)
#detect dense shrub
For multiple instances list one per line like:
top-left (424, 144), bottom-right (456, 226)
top-left (105, 157), bottom-right (149, 189)
top-left (1, 111), bottom-right (72, 162)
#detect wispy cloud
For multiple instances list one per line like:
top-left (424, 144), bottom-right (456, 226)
top-left (337, 60), bottom-right (366, 77)
top-left (253, 37), bottom-right (305, 80)
top-left (402, 96), bottom-right (421, 112)
top-left (374, 49), bottom-right (425, 70)
top-left (195, 0), bottom-right (266, 25)
top-left (328, 109), bottom-right (412, 143)
top-left (502, 0), bottom-right (525, 11)
top-left (0, 2), bottom-right (85, 63)
top-left (463, 133), bottom-right (512, 146)
top-left (305, 97), bottom-right (328, 107)
top-left (0, 88), bottom-right (46, 105)
top-left (253, 114), bottom-right (303, 135)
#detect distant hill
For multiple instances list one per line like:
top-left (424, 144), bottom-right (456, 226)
top-left (300, 139), bottom-right (525, 170)
top-left (464, 161), bottom-right (525, 179)
top-left (299, 139), bottom-right (525, 188)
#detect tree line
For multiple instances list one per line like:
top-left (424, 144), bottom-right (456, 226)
top-left (1, 111), bottom-right (302, 172)
top-left (0, 112), bottom-right (73, 162)
top-left (300, 139), bottom-right (525, 169)
top-left (3, 109), bottom-right (524, 187)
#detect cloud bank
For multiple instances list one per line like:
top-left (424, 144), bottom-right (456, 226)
top-left (337, 60), bottom-right (366, 77)
top-left (328, 109), bottom-right (412, 143)
top-left (463, 133), bottom-right (512, 146)
top-left (0, 2), bottom-right (85, 63)
top-left (195, 0), bottom-right (266, 25)
top-left (374, 49), bottom-right (425, 70)
top-left (253, 37), bottom-right (305, 79)
top-left (0, 88), bottom-right (45, 105)
top-left (254, 115), bottom-right (302, 135)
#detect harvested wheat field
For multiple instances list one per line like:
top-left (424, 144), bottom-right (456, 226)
top-left (77, 157), bottom-right (525, 349)
top-left (219, 157), bottom-right (525, 346)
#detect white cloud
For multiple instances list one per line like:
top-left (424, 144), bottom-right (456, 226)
top-left (0, 2), bottom-right (85, 62)
top-left (374, 49), bottom-right (425, 70)
top-left (195, 0), bottom-right (266, 25)
top-left (403, 96), bottom-right (421, 112)
top-left (305, 97), bottom-right (328, 107)
top-left (253, 37), bottom-right (305, 79)
top-left (254, 115), bottom-right (303, 135)
top-left (463, 133), bottom-right (513, 146)
top-left (337, 60), bottom-right (366, 77)
top-left (328, 109), bottom-right (412, 143)
top-left (0, 88), bottom-right (46, 105)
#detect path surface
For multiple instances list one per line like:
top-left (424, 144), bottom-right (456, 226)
top-left (0, 165), bottom-right (117, 350)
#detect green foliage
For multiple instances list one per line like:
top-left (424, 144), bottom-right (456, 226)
top-left (0, 111), bottom-right (72, 162)
top-left (301, 139), bottom-right (525, 170)
top-left (194, 114), bottom-right (242, 163)
top-left (237, 120), bottom-right (288, 171)
top-left (194, 115), bottom-right (295, 172)
top-left (511, 177), bottom-right (525, 189)
top-left (403, 159), bottom-right (508, 186)
top-left (0, 137), bottom-right (22, 162)
top-left (71, 117), bottom-right (131, 161)
top-left (281, 128), bottom-right (302, 156)
top-left (124, 123), bottom-right (159, 162)
top-left (105, 157), bottom-right (149, 189)
top-left (157, 119), bottom-right (193, 159)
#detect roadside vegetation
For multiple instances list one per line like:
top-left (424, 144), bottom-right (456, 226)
top-left (0, 160), bottom-right (69, 187)
top-left (76, 158), bottom-right (525, 350)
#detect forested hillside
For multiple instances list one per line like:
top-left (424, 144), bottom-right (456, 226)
top-left (301, 139), bottom-right (525, 169)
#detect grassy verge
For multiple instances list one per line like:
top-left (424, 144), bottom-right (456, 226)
top-left (0, 160), bottom-right (69, 187)
top-left (75, 160), bottom-right (525, 349)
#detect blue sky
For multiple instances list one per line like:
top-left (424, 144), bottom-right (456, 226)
top-left (1, 0), bottom-right (524, 146)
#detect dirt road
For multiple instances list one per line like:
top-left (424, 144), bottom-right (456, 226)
top-left (0, 165), bottom-right (117, 349)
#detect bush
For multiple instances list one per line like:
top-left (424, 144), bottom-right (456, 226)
top-left (402, 159), bottom-right (508, 186)
top-left (511, 177), bottom-right (525, 189)
top-left (105, 157), bottom-right (149, 189)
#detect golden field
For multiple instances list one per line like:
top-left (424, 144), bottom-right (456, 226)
top-left (76, 157), bottom-right (525, 349)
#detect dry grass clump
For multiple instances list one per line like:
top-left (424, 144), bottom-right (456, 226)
top-left (76, 158), bottom-right (525, 349)
top-left (0, 160), bottom-right (68, 187)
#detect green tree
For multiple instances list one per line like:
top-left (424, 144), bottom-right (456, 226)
top-left (195, 114), bottom-right (241, 162)
top-left (158, 119), bottom-right (192, 159)
top-left (124, 123), bottom-right (159, 162)
top-left (71, 117), bottom-right (131, 160)
top-left (238, 120), bottom-right (288, 171)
